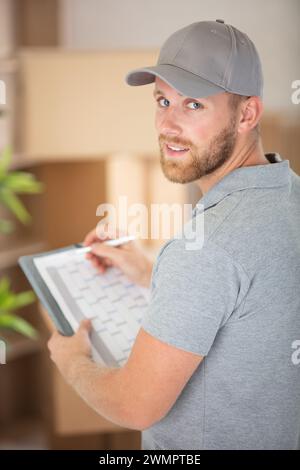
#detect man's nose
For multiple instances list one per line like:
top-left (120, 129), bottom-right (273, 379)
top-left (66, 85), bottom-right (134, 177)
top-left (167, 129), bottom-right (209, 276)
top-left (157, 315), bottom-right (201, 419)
top-left (158, 110), bottom-right (182, 137)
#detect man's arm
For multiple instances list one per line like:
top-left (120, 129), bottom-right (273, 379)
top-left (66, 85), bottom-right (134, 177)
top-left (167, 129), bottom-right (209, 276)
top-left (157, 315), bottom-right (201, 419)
top-left (118, 326), bottom-right (203, 429)
top-left (48, 320), bottom-right (203, 431)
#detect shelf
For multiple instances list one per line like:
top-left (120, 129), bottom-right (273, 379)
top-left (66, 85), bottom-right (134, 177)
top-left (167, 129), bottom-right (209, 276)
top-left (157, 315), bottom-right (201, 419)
top-left (9, 153), bottom-right (108, 169)
top-left (0, 239), bottom-right (47, 270)
top-left (9, 154), bottom-right (37, 170)
top-left (8, 151), bottom-right (158, 172)
top-left (0, 153), bottom-right (38, 171)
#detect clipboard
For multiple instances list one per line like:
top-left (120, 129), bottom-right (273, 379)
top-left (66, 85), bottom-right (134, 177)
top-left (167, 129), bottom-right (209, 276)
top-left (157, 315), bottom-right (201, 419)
top-left (19, 245), bottom-right (76, 336)
top-left (18, 244), bottom-right (149, 367)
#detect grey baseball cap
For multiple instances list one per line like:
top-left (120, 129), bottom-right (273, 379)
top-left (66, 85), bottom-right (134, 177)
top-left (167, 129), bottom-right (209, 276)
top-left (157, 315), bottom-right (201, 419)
top-left (125, 19), bottom-right (263, 99)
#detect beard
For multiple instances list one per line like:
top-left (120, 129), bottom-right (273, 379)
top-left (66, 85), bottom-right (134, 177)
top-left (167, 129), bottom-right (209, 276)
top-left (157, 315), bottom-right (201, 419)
top-left (158, 114), bottom-right (238, 184)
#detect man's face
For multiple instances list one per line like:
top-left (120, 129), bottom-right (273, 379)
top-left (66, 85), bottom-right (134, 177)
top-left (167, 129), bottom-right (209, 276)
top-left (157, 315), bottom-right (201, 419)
top-left (154, 78), bottom-right (239, 184)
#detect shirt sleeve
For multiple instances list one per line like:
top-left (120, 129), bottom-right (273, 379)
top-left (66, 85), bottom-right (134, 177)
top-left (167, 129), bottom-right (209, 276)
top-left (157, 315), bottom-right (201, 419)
top-left (141, 238), bottom-right (247, 356)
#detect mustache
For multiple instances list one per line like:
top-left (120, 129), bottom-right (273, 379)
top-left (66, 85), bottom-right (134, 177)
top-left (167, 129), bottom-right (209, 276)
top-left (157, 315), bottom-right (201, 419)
top-left (159, 136), bottom-right (192, 148)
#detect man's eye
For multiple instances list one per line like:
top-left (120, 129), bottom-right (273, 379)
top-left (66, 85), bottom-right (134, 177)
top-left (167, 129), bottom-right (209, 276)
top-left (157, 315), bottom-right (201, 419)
top-left (157, 98), bottom-right (169, 107)
top-left (156, 97), bottom-right (203, 110)
top-left (187, 101), bottom-right (203, 110)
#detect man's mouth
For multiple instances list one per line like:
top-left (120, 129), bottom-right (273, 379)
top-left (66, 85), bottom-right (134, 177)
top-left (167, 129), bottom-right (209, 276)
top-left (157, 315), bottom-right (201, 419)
top-left (164, 143), bottom-right (189, 157)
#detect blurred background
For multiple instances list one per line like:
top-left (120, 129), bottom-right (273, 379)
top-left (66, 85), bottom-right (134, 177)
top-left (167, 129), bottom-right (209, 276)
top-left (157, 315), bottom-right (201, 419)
top-left (0, 0), bottom-right (299, 450)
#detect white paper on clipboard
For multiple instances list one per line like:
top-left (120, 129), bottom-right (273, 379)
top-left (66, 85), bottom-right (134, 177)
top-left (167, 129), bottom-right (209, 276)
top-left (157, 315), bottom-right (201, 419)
top-left (34, 248), bottom-right (150, 367)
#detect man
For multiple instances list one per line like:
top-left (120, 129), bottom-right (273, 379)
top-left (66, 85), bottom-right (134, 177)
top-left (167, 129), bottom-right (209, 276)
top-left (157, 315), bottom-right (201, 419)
top-left (48, 20), bottom-right (300, 450)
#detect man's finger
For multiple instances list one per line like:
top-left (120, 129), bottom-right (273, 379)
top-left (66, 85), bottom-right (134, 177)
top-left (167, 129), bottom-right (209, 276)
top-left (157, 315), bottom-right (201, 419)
top-left (83, 228), bottom-right (97, 246)
top-left (91, 243), bottom-right (125, 264)
top-left (78, 318), bottom-right (92, 334)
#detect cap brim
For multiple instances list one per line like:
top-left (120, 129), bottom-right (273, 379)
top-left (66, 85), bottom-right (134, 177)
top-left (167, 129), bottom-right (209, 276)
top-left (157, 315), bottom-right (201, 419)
top-left (125, 64), bottom-right (225, 99)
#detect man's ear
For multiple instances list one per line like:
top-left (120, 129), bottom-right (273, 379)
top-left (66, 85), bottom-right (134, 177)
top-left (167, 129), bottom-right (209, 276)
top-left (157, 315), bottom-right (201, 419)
top-left (238, 96), bottom-right (263, 135)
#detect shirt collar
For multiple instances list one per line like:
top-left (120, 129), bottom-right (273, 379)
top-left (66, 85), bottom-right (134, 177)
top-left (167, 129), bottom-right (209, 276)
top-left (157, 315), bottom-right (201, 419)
top-left (192, 153), bottom-right (291, 216)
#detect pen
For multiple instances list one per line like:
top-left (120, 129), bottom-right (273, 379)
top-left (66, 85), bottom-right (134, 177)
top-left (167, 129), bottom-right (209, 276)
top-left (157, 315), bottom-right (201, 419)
top-left (74, 235), bottom-right (136, 254)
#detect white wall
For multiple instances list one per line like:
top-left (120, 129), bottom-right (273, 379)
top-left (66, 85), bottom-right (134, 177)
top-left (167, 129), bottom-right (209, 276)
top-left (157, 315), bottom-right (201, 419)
top-left (60, 0), bottom-right (300, 113)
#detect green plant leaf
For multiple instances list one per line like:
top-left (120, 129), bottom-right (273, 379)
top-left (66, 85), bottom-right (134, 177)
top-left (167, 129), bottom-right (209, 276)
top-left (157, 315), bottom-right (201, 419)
top-left (0, 313), bottom-right (38, 339)
top-left (0, 146), bottom-right (12, 176)
top-left (0, 187), bottom-right (32, 224)
top-left (0, 277), bottom-right (11, 306)
top-left (0, 276), bottom-right (10, 294)
top-left (4, 172), bottom-right (44, 193)
top-left (0, 146), bottom-right (44, 340)
top-left (0, 290), bottom-right (36, 312)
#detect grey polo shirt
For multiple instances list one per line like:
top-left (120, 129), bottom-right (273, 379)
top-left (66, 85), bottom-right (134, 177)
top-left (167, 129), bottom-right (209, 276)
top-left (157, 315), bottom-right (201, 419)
top-left (141, 153), bottom-right (300, 450)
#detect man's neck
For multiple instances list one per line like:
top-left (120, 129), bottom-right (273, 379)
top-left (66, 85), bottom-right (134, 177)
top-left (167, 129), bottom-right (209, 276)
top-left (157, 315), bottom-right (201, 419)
top-left (197, 137), bottom-right (269, 195)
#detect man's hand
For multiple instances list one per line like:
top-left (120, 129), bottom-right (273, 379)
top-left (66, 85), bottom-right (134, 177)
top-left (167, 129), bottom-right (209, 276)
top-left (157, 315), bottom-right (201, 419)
top-left (47, 319), bottom-right (93, 383)
top-left (83, 224), bottom-right (154, 288)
